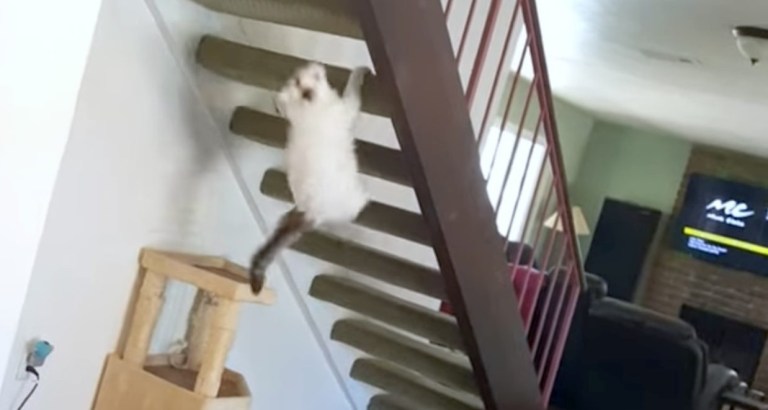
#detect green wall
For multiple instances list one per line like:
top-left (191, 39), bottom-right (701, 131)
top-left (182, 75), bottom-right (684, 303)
top-left (553, 96), bottom-right (595, 185)
top-left (571, 121), bottom-right (693, 254)
top-left (495, 74), bottom-right (694, 258)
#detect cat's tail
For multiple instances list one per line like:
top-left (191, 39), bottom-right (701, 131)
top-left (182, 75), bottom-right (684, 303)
top-left (249, 208), bottom-right (312, 295)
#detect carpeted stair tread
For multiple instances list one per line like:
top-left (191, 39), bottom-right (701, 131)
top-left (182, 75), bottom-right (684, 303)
top-left (332, 319), bottom-right (477, 395)
top-left (190, 0), bottom-right (362, 39)
top-left (294, 232), bottom-right (444, 299)
top-left (261, 169), bottom-right (428, 244)
top-left (232, 108), bottom-right (412, 186)
top-left (309, 275), bottom-right (463, 350)
top-left (368, 395), bottom-right (420, 410)
top-left (351, 359), bottom-right (483, 410)
top-left (197, 36), bottom-right (389, 116)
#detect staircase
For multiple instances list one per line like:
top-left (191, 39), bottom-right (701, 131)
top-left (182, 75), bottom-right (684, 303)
top-left (198, 30), bottom-right (477, 409)
top-left (175, 0), bottom-right (584, 409)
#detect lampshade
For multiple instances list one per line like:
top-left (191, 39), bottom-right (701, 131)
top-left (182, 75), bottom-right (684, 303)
top-left (543, 206), bottom-right (590, 236)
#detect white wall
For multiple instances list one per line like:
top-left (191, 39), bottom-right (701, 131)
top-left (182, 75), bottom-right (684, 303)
top-left (0, 0), bottom-right (102, 382)
top-left (0, 0), bottom-right (353, 408)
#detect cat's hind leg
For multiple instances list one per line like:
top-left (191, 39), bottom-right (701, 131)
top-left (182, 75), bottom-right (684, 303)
top-left (248, 208), bottom-right (311, 294)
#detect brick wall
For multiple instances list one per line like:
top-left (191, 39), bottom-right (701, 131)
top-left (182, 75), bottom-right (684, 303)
top-left (642, 145), bottom-right (768, 391)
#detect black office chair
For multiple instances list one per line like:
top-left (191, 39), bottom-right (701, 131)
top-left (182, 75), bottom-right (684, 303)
top-left (581, 298), bottom-right (739, 410)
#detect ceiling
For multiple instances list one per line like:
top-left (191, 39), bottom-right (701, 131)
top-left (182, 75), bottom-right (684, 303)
top-left (534, 0), bottom-right (768, 156)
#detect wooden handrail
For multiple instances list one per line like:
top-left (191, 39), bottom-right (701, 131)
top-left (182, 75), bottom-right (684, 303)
top-left (352, 0), bottom-right (543, 408)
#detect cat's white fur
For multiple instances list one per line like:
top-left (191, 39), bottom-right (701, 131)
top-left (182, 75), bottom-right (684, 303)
top-left (276, 62), bottom-right (369, 224)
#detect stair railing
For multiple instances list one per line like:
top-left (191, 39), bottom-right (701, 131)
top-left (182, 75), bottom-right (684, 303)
top-left (457, 0), bottom-right (587, 403)
top-left (353, 0), bottom-right (585, 408)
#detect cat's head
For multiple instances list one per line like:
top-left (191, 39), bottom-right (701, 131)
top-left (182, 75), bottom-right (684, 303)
top-left (287, 62), bottom-right (333, 102)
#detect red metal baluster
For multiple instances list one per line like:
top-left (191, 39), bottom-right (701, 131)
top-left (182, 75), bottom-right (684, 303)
top-left (465, 0), bottom-right (503, 105)
top-left (542, 271), bottom-right (580, 402)
top-left (456, 0), bottom-right (479, 63)
top-left (502, 114), bottom-right (543, 240)
top-left (476, 1), bottom-right (523, 148)
top-left (521, 186), bottom-right (560, 329)
top-left (445, 0), bottom-right (455, 18)
top-left (522, 0), bottom-right (586, 289)
top-left (484, 40), bottom-right (531, 182)
top-left (493, 82), bottom-right (539, 216)
top-left (526, 202), bottom-right (563, 332)
top-left (512, 173), bottom-right (552, 323)
top-left (507, 141), bottom-right (550, 294)
top-left (536, 257), bottom-right (573, 377)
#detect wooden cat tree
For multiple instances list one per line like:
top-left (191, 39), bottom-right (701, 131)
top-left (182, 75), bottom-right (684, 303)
top-left (94, 249), bottom-right (275, 410)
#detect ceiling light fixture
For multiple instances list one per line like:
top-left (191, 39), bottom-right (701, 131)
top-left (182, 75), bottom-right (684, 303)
top-left (733, 26), bottom-right (768, 66)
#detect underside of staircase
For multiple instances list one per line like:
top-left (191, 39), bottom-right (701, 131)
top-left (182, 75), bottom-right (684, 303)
top-left (192, 1), bottom-right (487, 409)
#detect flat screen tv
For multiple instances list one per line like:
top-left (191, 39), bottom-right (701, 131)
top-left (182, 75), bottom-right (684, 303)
top-left (674, 173), bottom-right (768, 275)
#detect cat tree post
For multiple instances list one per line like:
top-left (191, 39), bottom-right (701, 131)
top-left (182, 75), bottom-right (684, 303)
top-left (123, 271), bottom-right (167, 366)
top-left (94, 249), bottom-right (275, 410)
top-left (186, 290), bottom-right (214, 370)
top-left (194, 296), bottom-right (239, 397)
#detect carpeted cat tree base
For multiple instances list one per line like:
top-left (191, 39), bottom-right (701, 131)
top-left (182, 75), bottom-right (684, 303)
top-left (93, 249), bottom-right (275, 410)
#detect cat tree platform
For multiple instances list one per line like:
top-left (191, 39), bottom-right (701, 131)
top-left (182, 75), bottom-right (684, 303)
top-left (94, 249), bottom-right (275, 410)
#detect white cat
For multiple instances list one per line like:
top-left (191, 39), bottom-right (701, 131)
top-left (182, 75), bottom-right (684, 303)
top-left (249, 62), bottom-right (369, 294)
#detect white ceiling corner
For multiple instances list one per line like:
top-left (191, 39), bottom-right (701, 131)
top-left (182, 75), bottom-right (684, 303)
top-left (534, 0), bottom-right (768, 156)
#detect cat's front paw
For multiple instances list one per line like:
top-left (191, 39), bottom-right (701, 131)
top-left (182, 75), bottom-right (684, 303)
top-left (350, 66), bottom-right (371, 86)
